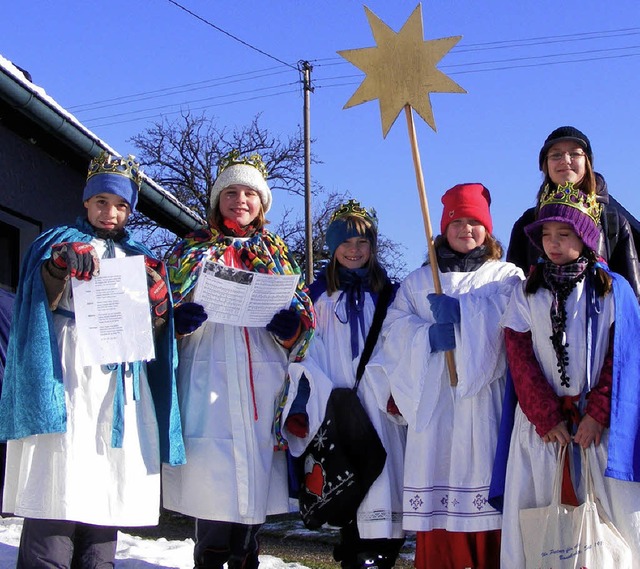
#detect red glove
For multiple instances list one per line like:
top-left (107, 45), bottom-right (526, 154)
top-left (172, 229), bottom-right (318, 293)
top-left (50, 242), bottom-right (99, 280)
top-left (144, 256), bottom-right (169, 319)
top-left (285, 413), bottom-right (309, 438)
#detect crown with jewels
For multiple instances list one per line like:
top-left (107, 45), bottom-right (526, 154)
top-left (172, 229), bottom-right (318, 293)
top-left (330, 199), bottom-right (378, 227)
top-left (86, 151), bottom-right (143, 189)
top-left (217, 149), bottom-right (269, 180)
top-left (539, 182), bottom-right (603, 224)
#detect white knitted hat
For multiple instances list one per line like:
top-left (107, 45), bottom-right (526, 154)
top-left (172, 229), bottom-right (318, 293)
top-left (209, 163), bottom-right (272, 213)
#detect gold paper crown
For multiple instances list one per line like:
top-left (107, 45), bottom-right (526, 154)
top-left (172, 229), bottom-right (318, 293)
top-left (86, 151), bottom-right (142, 189)
top-left (539, 182), bottom-right (602, 224)
top-left (330, 199), bottom-right (378, 227)
top-left (217, 150), bottom-right (269, 180)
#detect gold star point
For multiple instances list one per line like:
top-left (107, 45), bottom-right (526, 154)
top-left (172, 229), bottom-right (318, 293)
top-left (338, 4), bottom-right (466, 137)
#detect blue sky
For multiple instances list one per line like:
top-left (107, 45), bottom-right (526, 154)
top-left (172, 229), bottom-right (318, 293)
top-left (2, 1), bottom-right (639, 271)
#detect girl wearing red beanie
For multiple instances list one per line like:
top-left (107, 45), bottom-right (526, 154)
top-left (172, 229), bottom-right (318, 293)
top-left (367, 183), bottom-right (523, 569)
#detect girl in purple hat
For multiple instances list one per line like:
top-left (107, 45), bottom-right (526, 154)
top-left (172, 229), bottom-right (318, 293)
top-left (500, 183), bottom-right (640, 567)
top-left (506, 125), bottom-right (640, 300)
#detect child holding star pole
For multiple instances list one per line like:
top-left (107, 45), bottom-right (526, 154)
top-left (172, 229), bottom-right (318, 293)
top-left (366, 184), bottom-right (524, 569)
top-left (500, 182), bottom-right (640, 567)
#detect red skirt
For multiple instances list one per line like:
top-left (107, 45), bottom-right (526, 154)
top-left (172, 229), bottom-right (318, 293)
top-left (414, 529), bottom-right (501, 569)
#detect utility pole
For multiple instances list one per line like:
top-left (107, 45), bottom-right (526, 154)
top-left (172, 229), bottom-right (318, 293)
top-left (299, 60), bottom-right (314, 284)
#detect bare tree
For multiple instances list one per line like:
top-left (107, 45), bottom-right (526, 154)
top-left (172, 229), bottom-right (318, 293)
top-left (128, 112), bottom-right (407, 279)
top-left (274, 189), bottom-right (408, 281)
top-left (128, 112), bottom-right (309, 253)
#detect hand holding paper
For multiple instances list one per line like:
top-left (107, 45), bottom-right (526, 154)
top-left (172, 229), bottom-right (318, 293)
top-left (267, 308), bottom-right (301, 342)
top-left (50, 242), bottom-right (100, 281)
top-left (145, 257), bottom-right (169, 320)
top-left (174, 302), bottom-right (208, 336)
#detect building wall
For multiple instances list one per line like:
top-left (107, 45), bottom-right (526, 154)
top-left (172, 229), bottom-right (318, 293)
top-left (0, 123), bottom-right (85, 291)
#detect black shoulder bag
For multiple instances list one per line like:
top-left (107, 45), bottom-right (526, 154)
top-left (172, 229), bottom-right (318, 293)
top-left (299, 282), bottom-right (393, 530)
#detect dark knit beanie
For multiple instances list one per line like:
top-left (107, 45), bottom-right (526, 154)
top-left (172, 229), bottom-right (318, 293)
top-left (440, 183), bottom-right (493, 234)
top-left (538, 126), bottom-right (593, 170)
top-left (525, 183), bottom-right (602, 253)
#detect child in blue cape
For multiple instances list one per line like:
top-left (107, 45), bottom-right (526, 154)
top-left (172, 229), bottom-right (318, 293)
top-left (0, 152), bottom-right (184, 568)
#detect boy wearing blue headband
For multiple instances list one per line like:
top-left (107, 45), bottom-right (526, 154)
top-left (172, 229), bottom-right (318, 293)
top-left (0, 152), bottom-right (184, 568)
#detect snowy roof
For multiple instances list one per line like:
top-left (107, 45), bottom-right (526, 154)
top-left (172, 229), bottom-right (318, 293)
top-left (0, 54), bottom-right (203, 234)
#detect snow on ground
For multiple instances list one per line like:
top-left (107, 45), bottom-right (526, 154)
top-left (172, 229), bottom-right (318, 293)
top-left (0, 517), bottom-right (310, 569)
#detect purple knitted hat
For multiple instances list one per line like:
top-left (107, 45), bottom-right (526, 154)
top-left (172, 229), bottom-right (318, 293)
top-left (525, 182), bottom-right (602, 253)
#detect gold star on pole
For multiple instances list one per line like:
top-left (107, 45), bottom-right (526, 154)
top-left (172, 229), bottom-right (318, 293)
top-left (338, 4), bottom-right (465, 137)
top-left (338, 4), bottom-right (464, 385)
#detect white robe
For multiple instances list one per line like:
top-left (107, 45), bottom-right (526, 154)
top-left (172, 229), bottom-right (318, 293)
top-left (366, 260), bottom-right (523, 533)
top-left (3, 240), bottom-right (161, 526)
top-left (162, 247), bottom-right (291, 524)
top-left (500, 279), bottom-right (640, 568)
top-left (283, 287), bottom-right (406, 539)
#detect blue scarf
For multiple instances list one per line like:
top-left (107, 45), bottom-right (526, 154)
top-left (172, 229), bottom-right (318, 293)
top-left (335, 268), bottom-right (370, 359)
top-left (310, 268), bottom-right (395, 360)
top-left (0, 218), bottom-right (185, 465)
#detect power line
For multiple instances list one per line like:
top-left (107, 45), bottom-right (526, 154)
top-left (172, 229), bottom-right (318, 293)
top-left (314, 50), bottom-right (640, 90)
top-left (81, 46), bottom-right (640, 128)
top-left (71, 68), bottom-right (291, 113)
top-left (70, 26), bottom-right (639, 116)
top-left (87, 89), bottom-right (297, 129)
top-left (314, 43), bottom-right (640, 83)
top-left (78, 27), bottom-right (640, 128)
top-left (310, 27), bottom-right (640, 65)
top-left (166, 0), bottom-right (297, 70)
top-left (83, 80), bottom-right (299, 123)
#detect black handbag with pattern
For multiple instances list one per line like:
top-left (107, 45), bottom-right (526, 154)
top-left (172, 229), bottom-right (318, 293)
top-left (298, 282), bottom-right (392, 530)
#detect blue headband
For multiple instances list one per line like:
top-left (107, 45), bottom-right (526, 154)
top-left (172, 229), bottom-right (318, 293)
top-left (326, 218), bottom-right (374, 258)
top-left (83, 173), bottom-right (139, 211)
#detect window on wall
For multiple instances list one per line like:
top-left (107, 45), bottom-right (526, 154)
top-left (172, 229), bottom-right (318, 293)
top-left (0, 209), bottom-right (41, 292)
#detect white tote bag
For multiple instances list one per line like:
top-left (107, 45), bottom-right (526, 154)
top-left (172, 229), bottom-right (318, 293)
top-left (519, 445), bottom-right (632, 569)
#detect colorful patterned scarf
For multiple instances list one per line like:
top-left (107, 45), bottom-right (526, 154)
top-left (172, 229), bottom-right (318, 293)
top-left (169, 226), bottom-right (315, 451)
top-left (167, 226), bottom-right (315, 360)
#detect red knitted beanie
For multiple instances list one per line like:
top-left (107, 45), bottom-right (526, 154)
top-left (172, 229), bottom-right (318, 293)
top-left (440, 183), bottom-right (493, 235)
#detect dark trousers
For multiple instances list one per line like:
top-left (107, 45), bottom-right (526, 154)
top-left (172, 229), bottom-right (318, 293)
top-left (17, 518), bottom-right (118, 569)
top-left (333, 520), bottom-right (405, 569)
top-left (194, 519), bottom-right (261, 569)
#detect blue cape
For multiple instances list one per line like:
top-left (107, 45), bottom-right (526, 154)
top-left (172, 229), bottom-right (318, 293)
top-left (0, 218), bottom-right (185, 466)
top-left (489, 270), bottom-right (640, 510)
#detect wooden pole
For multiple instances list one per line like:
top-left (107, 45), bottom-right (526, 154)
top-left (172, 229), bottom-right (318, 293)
top-left (302, 61), bottom-right (314, 284)
top-left (404, 105), bottom-right (458, 386)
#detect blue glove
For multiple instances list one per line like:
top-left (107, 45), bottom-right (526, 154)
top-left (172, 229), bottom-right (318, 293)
top-left (174, 302), bottom-right (207, 335)
top-left (427, 293), bottom-right (460, 324)
top-left (429, 323), bottom-right (456, 353)
top-left (266, 309), bottom-right (301, 341)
